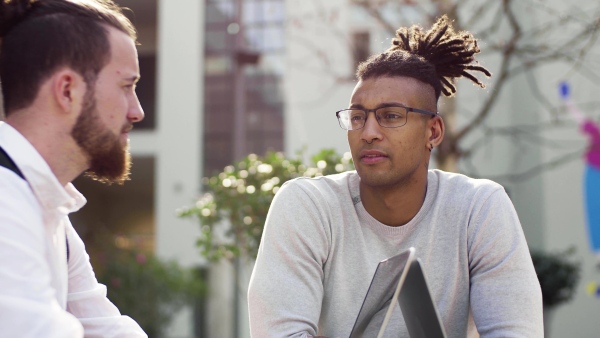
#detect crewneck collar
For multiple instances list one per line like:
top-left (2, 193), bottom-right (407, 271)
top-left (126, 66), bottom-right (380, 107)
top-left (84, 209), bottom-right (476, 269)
top-left (350, 171), bottom-right (438, 236)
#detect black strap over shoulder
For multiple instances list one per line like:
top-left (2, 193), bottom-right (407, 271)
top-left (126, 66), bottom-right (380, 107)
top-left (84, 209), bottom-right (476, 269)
top-left (0, 146), bottom-right (70, 262)
top-left (0, 146), bottom-right (25, 180)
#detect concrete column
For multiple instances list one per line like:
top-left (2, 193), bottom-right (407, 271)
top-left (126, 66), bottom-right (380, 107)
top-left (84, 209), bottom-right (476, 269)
top-left (156, 0), bottom-right (205, 336)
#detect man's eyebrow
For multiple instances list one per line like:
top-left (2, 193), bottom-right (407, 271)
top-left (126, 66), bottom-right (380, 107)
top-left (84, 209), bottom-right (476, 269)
top-left (124, 75), bottom-right (140, 83)
top-left (348, 102), bottom-right (407, 109)
top-left (348, 103), bottom-right (365, 109)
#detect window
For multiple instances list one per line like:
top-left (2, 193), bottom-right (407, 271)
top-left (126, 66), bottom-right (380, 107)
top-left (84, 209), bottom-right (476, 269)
top-left (203, 0), bottom-right (285, 175)
top-left (352, 31), bottom-right (371, 71)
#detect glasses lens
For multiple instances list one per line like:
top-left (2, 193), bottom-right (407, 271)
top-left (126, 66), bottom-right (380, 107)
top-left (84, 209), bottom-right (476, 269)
top-left (338, 109), bottom-right (366, 130)
top-left (375, 107), bottom-right (407, 128)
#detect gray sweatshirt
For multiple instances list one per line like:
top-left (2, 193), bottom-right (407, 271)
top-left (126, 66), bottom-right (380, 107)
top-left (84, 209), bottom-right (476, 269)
top-left (248, 170), bottom-right (543, 338)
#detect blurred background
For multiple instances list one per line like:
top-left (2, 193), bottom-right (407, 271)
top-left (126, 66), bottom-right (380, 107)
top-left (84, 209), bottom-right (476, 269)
top-left (33, 0), bottom-right (600, 336)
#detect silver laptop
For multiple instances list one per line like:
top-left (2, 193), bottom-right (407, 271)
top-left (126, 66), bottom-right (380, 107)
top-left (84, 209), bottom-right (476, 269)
top-left (349, 247), bottom-right (447, 338)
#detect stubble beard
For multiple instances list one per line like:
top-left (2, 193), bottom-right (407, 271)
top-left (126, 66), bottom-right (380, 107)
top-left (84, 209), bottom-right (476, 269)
top-left (355, 157), bottom-right (423, 191)
top-left (71, 87), bottom-right (132, 185)
top-left (358, 167), bottom-right (409, 189)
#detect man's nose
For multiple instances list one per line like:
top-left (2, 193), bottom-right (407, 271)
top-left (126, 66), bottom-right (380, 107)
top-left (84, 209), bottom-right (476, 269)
top-left (360, 111), bottom-right (383, 143)
top-left (128, 93), bottom-right (145, 123)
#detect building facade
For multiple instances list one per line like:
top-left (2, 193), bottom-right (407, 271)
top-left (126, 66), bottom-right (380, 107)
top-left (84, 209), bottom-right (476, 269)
top-left (64, 0), bottom-right (600, 337)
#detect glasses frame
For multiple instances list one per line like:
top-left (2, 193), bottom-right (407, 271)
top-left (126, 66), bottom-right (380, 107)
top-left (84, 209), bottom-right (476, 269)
top-left (335, 106), bottom-right (438, 131)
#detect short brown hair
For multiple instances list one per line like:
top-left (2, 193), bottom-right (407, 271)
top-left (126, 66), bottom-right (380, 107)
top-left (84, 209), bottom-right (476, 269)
top-left (0, 0), bottom-right (137, 114)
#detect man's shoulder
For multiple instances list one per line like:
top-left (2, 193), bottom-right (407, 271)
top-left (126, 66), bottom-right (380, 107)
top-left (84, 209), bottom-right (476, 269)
top-left (429, 170), bottom-right (508, 210)
top-left (276, 171), bottom-right (357, 205)
top-left (431, 169), bottom-right (504, 194)
top-left (0, 168), bottom-right (44, 232)
top-left (283, 171), bottom-right (357, 193)
top-left (0, 168), bottom-right (39, 208)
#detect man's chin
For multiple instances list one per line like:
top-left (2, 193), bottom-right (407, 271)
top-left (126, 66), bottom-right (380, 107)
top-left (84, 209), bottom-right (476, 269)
top-left (85, 147), bottom-right (132, 185)
top-left (84, 169), bottom-right (131, 185)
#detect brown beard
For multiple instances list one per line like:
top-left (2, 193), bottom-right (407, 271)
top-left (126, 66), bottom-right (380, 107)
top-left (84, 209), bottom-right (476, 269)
top-left (71, 87), bottom-right (132, 185)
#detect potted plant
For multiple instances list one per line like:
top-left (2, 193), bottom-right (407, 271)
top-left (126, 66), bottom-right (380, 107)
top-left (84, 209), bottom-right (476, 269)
top-left (96, 247), bottom-right (206, 337)
top-left (530, 247), bottom-right (580, 336)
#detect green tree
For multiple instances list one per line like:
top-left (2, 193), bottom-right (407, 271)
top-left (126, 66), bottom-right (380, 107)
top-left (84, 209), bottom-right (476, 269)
top-left (178, 149), bottom-right (354, 261)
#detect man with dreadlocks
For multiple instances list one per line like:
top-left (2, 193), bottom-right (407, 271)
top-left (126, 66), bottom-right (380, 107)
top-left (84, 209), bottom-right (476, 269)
top-left (248, 16), bottom-right (543, 337)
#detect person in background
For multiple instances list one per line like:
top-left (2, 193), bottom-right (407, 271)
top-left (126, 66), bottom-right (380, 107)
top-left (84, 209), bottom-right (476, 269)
top-left (248, 15), bottom-right (543, 337)
top-left (561, 82), bottom-right (600, 266)
top-left (0, 0), bottom-right (147, 336)
top-left (582, 119), bottom-right (600, 265)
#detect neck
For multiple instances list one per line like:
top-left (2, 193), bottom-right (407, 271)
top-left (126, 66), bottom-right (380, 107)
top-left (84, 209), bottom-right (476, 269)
top-left (6, 111), bottom-right (88, 186)
top-left (359, 171), bottom-right (428, 227)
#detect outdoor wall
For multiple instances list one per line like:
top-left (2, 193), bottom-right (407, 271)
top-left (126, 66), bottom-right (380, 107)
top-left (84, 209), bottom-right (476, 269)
top-left (536, 1), bottom-right (600, 335)
top-left (155, 0), bottom-right (205, 336)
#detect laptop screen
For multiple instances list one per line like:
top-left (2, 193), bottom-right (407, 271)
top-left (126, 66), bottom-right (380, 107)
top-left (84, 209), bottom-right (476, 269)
top-left (349, 248), bottom-right (414, 338)
top-left (398, 259), bottom-right (447, 338)
top-left (349, 248), bottom-right (447, 338)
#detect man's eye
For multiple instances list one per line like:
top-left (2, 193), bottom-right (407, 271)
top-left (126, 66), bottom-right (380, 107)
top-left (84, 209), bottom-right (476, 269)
top-left (383, 112), bottom-right (403, 119)
top-left (350, 114), bottom-right (365, 121)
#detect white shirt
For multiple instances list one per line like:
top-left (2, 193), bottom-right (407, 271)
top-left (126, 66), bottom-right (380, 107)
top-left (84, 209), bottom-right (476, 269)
top-left (0, 122), bottom-right (147, 338)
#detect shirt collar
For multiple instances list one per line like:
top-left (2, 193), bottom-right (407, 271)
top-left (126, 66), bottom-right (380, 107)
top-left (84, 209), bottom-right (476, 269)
top-left (0, 122), bottom-right (87, 214)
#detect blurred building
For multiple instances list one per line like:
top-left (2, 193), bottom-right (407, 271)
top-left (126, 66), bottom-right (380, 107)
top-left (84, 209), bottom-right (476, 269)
top-left (71, 0), bottom-right (286, 337)
top-left (65, 0), bottom-right (599, 337)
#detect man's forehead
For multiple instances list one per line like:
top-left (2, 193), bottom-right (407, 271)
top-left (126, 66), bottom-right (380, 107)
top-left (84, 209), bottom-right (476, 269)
top-left (104, 26), bottom-right (140, 75)
top-left (351, 76), bottom-right (437, 109)
top-left (355, 75), bottom-right (435, 89)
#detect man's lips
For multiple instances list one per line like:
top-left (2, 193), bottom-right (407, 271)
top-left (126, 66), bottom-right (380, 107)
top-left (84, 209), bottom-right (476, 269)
top-left (359, 149), bottom-right (388, 164)
top-left (122, 124), bottom-right (133, 133)
top-left (120, 125), bottom-right (133, 144)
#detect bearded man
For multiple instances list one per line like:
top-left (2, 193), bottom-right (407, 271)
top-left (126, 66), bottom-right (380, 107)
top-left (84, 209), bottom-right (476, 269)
top-left (0, 0), bottom-right (147, 336)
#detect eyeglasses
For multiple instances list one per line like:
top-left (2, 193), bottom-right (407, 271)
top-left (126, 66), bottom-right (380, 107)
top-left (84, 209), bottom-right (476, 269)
top-left (335, 106), bottom-right (438, 131)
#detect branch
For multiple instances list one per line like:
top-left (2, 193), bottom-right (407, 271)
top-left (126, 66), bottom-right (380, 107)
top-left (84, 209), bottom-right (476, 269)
top-left (461, 115), bottom-right (590, 173)
top-left (479, 149), bottom-right (584, 183)
top-left (508, 17), bottom-right (600, 76)
top-left (521, 62), bottom-right (560, 119)
top-left (431, 0), bottom-right (459, 22)
top-left (455, 0), bottom-right (521, 143)
top-left (352, 1), bottom-right (397, 35)
top-left (464, 0), bottom-right (501, 33)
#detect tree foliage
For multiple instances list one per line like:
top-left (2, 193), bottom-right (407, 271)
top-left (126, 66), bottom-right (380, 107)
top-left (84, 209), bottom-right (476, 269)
top-left (178, 149), bottom-right (355, 261)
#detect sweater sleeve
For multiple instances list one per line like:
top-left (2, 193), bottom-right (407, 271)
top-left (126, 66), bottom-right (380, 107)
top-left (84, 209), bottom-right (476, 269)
top-left (248, 180), bottom-right (330, 338)
top-left (467, 188), bottom-right (543, 338)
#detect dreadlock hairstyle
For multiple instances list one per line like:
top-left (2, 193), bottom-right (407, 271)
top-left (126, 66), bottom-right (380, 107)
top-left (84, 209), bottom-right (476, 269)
top-left (356, 15), bottom-right (491, 100)
top-left (0, 0), bottom-right (136, 115)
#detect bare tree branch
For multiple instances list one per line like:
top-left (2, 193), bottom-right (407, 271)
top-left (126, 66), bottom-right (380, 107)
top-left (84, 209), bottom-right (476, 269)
top-left (479, 149), bottom-right (585, 182)
top-left (508, 18), bottom-right (600, 76)
top-left (464, 0), bottom-right (501, 34)
top-left (454, 0), bottom-right (521, 143)
top-left (353, 1), bottom-right (397, 35)
top-left (521, 63), bottom-right (560, 119)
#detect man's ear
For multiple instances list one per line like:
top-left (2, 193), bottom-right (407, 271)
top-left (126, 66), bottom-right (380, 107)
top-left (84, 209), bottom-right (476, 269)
top-left (52, 69), bottom-right (86, 114)
top-left (428, 115), bottom-right (445, 148)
